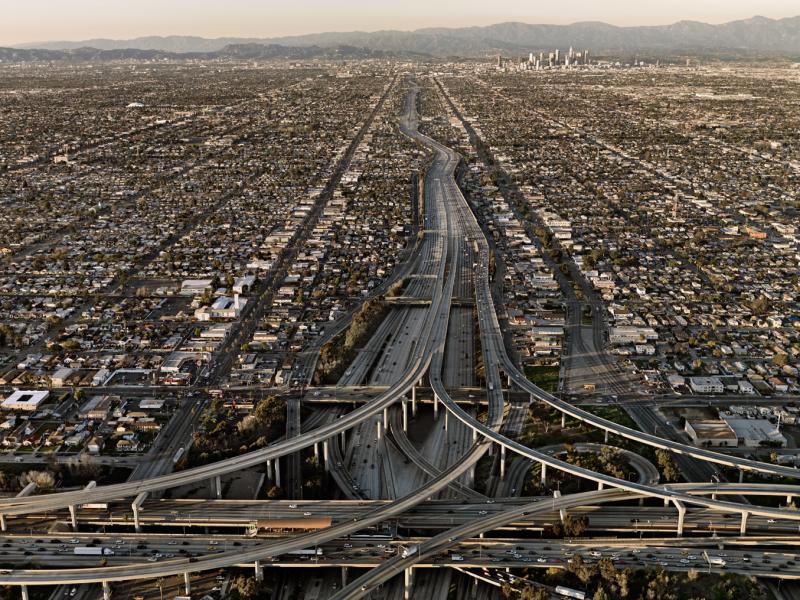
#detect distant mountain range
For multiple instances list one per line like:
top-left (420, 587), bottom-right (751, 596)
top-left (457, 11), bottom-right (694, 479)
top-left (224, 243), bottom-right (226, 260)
top-left (0, 44), bottom-right (414, 63)
top-left (7, 15), bottom-right (800, 60)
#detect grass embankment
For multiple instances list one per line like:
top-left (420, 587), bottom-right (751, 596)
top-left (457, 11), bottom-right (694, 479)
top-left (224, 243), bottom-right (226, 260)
top-left (524, 364), bottom-right (560, 393)
top-left (314, 296), bottom-right (390, 385)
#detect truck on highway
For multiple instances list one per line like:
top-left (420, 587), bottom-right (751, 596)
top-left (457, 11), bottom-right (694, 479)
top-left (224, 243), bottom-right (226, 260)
top-left (287, 548), bottom-right (323, 556)
top-left (74, 547), bottom-right (114, 556)
top-left (451, 554), bottom-right (464, 561)
top-left (555, 586), bottom-right (586, 600)
top-left (707, 556), bottom-right (727, 567)
top-left (401, 545), bottom-right (418, 558)
top-left (172, 447), bottom-right (185, 464)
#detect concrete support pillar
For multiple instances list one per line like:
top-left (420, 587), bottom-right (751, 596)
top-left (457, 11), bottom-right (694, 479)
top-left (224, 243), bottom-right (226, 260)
top-left (323, 441), bottom-right (330, 472)
top-left (340, 430), bottom-right (346, 449)
top-left (402, 400), bottom-right (408, 433)
top-left (604, 429), bottom-right (609, 444)
top-left (0, 514), bottom-right (5, 532)
top-left (500, 445), bottom-right (506, 479)
top-left (132, 491), bottom-right (148, 533)
top-left (469, 464), bottom-right (475, 487)
top-left (17, 482), bottom-right (37, 497)
top-left (508, 374), bottom-right (512, 388)
top-left (740, 511), bottom-right (749, 536)
top-left (471, 577), bottom-right (478, 599)
top-left (673, 499), bottom-right (686, 536)
top-left (739, 470), bottom-right (744, 484)
top-left (214, 475), bottom-right (222, 499)
top-left (541, 463), bottom-right (547, 485)
top-left (314, 443), bottom-right (319, 463)
top-left (184, 572), bottom-right (192, 595)
top-left (69, 504), bottom-right (77, 531)
top-left (472, 427), bottom-right (477, 442)
top-left (383, 407), bottom-right (389, 430)
top-left (255, 560), bottom-right (264, 582)
top-left (411, 387), bottom-right (417, 416)
top-left (434, 393), bottom-right (439, 419)
top-left (341, 566), bottom-right (348, 588)
top-left (598, 481), bottom-right (604, 491)
top-left (787, 495), bottom-right (794, 506)
top-left (102, 581), bottom-right (111, 600)
top-left (444, 409), bottom-right (449, 432)
top-left (266, 459), bottom-right (273, 482)
top-left (274, 459), bottom-right (281, 488)
top-left (377, 420), bottom-right (382, 441)
top-left (553, 490), bottom-right (566, 523)
top-left (404, 567), bottom-right (413, 600)
top-left (530, 393), bottom-right (536, 404)
top-left (561, 413), bottom-right (566, 428)
top-left (20, 586), bottom-right (29, 600)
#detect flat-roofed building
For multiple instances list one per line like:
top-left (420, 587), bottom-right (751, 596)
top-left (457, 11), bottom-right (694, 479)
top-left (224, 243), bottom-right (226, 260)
top-left (608, 326), bottom-right (658, 345)
top-left (195, 295), bottom-right (246, 321)
top-left (690, 377), bottom-right (725, 394)
top-left (723, 418), bottom-right (787, 448)
top-left (1, 390), bottom-right (49, 412)
top-left (180, 279), bottom-right (213, 296)
top-left (685, 418), bottom-right (737, 447)
top-left (51, 367), bottom-right (75, 387)
top-left (79, 395), bottom-right (114, 420)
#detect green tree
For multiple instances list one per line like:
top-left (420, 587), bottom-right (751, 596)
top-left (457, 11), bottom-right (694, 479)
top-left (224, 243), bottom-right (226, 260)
top-left (656, 449), bottom-right (681, 483)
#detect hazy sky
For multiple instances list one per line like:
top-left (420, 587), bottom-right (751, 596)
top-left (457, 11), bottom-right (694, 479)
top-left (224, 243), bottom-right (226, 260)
top-left (3, 0), bottom-right (799, 45)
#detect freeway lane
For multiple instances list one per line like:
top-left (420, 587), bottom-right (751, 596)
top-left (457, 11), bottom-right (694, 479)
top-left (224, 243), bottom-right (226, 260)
top-left (29, 482), bottom-right (800, 535)
top-left (433, 76), bottom-right (800, 481)
top-left (0, 75), bottom-right (495, 589)
top-left (339, 76), bottom-right (800, 596)
top-left (333, 486), bottom-right (800, 599)
top-left (4, 73), bottom-right (800, 595)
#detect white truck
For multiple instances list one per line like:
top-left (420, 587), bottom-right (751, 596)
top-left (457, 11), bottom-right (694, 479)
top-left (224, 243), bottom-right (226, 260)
top-left (401, 545), bottom-right (418, 558)
top-left (555, 586), bottom-right (586, 600)
top-left (74, 547), bottom-right (114, 556)
top-left (708, 556), bottom-right (727, 567)
top-left (287, 548), bottom-right (323, 556)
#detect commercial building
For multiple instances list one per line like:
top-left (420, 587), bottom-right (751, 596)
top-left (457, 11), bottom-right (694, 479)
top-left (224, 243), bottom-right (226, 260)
top-left (180, 279), bottom-right (214, 296)
top-left (608, 326), bottom-right (658, 345)
top-left (1, 390), bottom-right (50, 412)
top-left (689, 377), bottom-right (725, 394)
top-left (723, 417), bottom-right (787, 448)
top-left (194, 295), bottom-right (247, 321)
top-left (684, 418), bottom-right (738, 447)
top-left (78, 395), bottom-right (114, 420)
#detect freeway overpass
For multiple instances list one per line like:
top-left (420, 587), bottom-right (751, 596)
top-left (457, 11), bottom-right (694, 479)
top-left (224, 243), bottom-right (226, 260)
top-left (2, 75), bottom-right (800, 599)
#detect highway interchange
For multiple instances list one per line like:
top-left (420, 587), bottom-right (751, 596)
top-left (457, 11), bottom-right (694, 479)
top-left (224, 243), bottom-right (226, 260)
top-left (1, 75), bottom-right (800, 599)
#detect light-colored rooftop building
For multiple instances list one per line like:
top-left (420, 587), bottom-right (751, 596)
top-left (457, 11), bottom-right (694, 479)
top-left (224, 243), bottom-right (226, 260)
top-left (195, 295), bottom-right (246, 321)
top-left (690, 377), bottom-right (725, 394)
top-left (180, 279), bottom-right (213, 296)
top-left (1, 390), bottom-right (49, 412)
top-left (723, 417), bottom-right (787, 448)
top-left (684, 418), bottom-right (737, 447)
